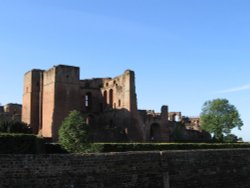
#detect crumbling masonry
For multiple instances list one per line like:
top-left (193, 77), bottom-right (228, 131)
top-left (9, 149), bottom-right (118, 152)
top-left (22, 65), bottom-right (209, 142)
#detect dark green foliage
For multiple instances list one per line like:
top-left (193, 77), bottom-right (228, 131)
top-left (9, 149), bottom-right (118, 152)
top-left (93, 143), bottom-right (250, 152)
top-left (223, 134), bottom-right (242, 143)
top-left (0, 119), bottom-right (32, 134)
top-left (0, 134), bottom-right (44, 154)
top-left (200, 98), bottom-right (243, 142)
top-left (58, 110), bottom-right (102, 153)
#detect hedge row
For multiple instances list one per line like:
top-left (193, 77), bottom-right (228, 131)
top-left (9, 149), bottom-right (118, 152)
top-left (1, 134), bottom-right (250, 154)
top-left (0, 134), bottom-right (45, 154)
top-left (93, 143), bottom-right (250, 152)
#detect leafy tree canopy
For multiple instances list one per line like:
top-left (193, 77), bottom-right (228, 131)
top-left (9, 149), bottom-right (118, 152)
top-left (200, 98), bottom-right (243, 142)
top-left (58, 110), bottom-right (102, 153)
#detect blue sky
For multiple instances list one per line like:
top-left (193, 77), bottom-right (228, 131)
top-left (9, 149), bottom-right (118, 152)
top-left (0, 0), bottom-right (249, 140)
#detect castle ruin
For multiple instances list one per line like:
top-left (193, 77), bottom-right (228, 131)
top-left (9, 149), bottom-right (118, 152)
top-left (22, 65), bottom-right (209, 142)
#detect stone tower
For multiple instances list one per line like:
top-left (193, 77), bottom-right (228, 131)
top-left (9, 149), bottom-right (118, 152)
top-left (42, 65), bottom-right (81, 140)
top-left (22, 69), bottom-right (43, 134)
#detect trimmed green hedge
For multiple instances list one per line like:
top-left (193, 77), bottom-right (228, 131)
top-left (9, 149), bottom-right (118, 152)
top-left (0, 134), bottom-right (45, 154)
top-left (93, 143), bottom-right (250, 153)
top-left (1, 134), bottom-right (249, 154)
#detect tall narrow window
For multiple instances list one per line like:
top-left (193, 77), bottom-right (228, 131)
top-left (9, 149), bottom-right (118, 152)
top-left (118, 99), bottom-right (121, 107)
top-left (109, 89), bottom-right (113, 108)
top-left (104, 90), bottom-right (107, 104)
top-left (85, 92), bottom-right (92, 110)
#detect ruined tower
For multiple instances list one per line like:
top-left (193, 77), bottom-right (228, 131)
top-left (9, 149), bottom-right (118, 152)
top-left (42, 65), bottom-right (81, 140)
top-left (22, 69), bottom-right (43, 134)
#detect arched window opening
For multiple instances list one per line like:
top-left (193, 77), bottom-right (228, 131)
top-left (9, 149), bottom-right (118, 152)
top-left (118, 99), bottom-right (121, 107)
top-left (171, 114), bottom-right (176, 122)
top-left (84, 92), bottom-right (92, 110)
top-left (109, 89), bottom-right (113, 108)
top-left (104, 90), bottom-right (107, 104)
top-left (175, 114), bottom-right (180, 122)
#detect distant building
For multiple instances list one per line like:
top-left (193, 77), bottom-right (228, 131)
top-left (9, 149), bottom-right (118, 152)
top-left (0, 103), bottom-right (22, 121)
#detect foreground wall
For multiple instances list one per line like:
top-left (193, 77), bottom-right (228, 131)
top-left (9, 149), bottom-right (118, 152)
top-left (0, 149), bottom-right (250, 188)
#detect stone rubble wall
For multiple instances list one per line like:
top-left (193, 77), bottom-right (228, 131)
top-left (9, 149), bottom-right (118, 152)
top-left (0, 149), bottom-right (250, 188)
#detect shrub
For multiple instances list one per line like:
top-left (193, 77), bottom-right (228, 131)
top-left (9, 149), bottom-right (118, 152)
top-left (58, 110), bottom-right (101, 153)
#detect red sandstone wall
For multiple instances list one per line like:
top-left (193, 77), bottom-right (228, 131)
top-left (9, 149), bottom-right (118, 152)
top-left (52, 66), bottom-right (81, 140)
top-left (101, 70), bottom-right (137, 113)
top-left (42, 67), bottom-right (56, 138)
top-left (22, 70), bottom-right (43, 134)
top-left (22, 72), bottom-right (32, 125)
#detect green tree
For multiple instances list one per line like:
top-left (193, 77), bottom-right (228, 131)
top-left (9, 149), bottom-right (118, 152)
top-left (58, 110), bottom-right (89, 152)
top-left (58, 110), bottom-right (102, 153)
top-left (200, 98), bottom-right (243, 142)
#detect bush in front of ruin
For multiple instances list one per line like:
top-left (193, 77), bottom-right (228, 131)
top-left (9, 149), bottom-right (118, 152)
top-left (58, 110), bottom-right (102, 153)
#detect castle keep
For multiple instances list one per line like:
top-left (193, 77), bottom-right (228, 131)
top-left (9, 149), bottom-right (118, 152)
top-left (22, 65), bottom-right (209, 142)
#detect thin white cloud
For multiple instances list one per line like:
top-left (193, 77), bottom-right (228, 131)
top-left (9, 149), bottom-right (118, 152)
top-left (217, 84), bottom-right (250, 94)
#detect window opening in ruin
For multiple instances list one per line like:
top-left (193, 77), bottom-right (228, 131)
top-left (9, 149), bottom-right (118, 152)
top-left (104, 90), bottom-right (107, 104)
top-left (85, 92), bottom-right (92, 110)
top-left (106, 82), bottom-right (109, 87)
top-left (109, 89), bottom-right (113, 108)
top-left (171, 114), bottom-right (176, 121)
top-left (150, 123), bottom-right (161, 141)
top-left (175, 115), bottom-right (180, 122)
top-left (118, 99), bottom-right (121, 107)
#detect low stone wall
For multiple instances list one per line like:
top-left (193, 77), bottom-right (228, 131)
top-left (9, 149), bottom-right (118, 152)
top-left (0, 149), bottom-right (250, 188)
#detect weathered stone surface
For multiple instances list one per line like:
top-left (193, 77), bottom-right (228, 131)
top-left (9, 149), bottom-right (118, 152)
top-left (0, 103), bottom-right (22, 122)
top-left (21, 65), bottom-right (168, 142)
top-left (0, 149), bottom-right (249, 188)
top-left (22, 65), bottom-right (209, 143)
